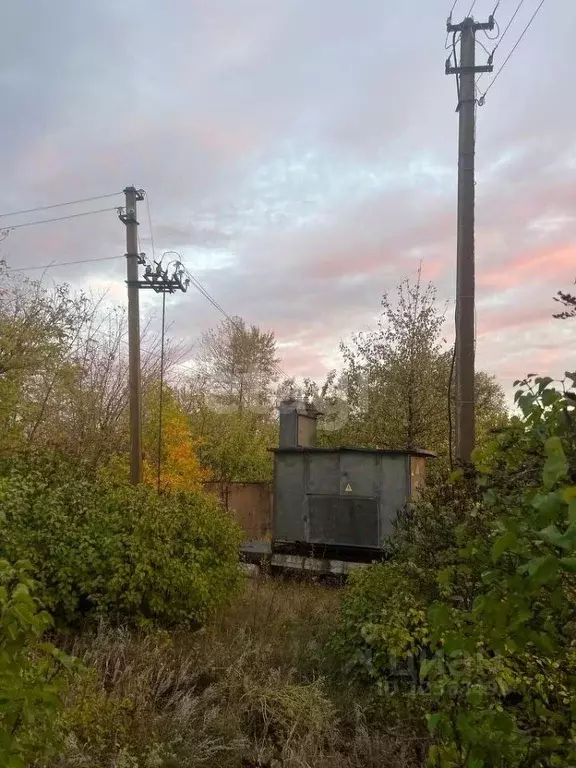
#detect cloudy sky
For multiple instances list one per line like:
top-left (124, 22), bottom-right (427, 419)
top-left (1, 0), bottom-right (574, 392)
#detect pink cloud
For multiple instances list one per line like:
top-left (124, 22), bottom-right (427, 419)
top-left (310, 245), bottom-right (399, 280)
top-left (420, 257), bottom-right (444, 281)
top-left (278, 345), bottom-right (330, 378)
top-left (478, 306), bottom-right (550, 336)
top-left (480, 244), bottom-right (576, 289)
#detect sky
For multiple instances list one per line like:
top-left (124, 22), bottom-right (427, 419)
top-left (1, 0), bottom-right (575, 393)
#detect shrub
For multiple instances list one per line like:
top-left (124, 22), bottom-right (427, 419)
top-left (334, 373), bottom-right (576, 767)
top-left (422, 375), bottom-right (576, 766)
top-left (333, 562), bottom-right (429, 688)
top-left (0, 556), bottom-right (76, 767)
top-left (0, 457), bottom-right (243, 626)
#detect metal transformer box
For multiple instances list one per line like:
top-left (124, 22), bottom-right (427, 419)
top-left (272, 446), bottom-right (433, 556)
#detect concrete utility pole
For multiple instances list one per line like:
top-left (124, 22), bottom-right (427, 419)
top-left (446, 15), bottom-right (493, 464)
top-left (120, 186), bottom-right (145, 485)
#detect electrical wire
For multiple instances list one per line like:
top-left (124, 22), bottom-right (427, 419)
top-left (189, 273), bottom-right (289, 381)
top-left (444, 0), bottom-right (460, 48)
top-left (484, 18), bottom-right (500, 40)
top-left (0, 191), bottom-right (123, 220)
top-left (448, 344), bottom-right (456, 472)
top-left (174, 260), bottom-right (289, 381)
top-left (478, 0), bottom-right (525, 87)
top-left (452, 31), bottom-right (461, 109)
top-left (446, 32), bottom-right (461, 50)
top-left (479, 0), bottom-right (545, 100)
top-left (466, 0), bottom-right (476, 16)
top-left (146, 250), bottom-right (288, 381)
top-left (476, 37), bottom-right (492, 56)
top-left (494, 0), bottom-right (527, 49)
top-left (0, 206), bottom-right (121, 231)
top-left (7, 255), bottom-right (125, 272)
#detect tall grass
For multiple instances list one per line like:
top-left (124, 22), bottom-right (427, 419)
top-left (49, 577), bottom-right (426, 767)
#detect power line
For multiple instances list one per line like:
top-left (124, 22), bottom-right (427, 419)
top-left (187, 272), bottom-right (289, 381)
top-left (0, 206), bottom-right (121, 231)
top-left (476, 37), bottom-right (492, 56)
top-left (445, 0), bottom-right (460, 48)
top-left (0, 192), bottom-right (123, 220)
top-left (115, 248), bottom-right (289, 381)
top-left (446, 31), bottom-right (461, 49)
top-left (477, 0), bottom-right (526, 87)
top-left (495, 0), bottom-right (527, 49)
top-left (192, 277), bottom-right (288, 380)
top-left (452, 31), bottom-right (461, 107)
top-left (484, 18), bottom-right (500, 40)
top-left (174, 260), bottom-right (289, 381)
top-left (5, 253), bottom-right (289, 383)
top-left (479, 0), bottom-right (546, 101)
top-left (6, 255), bottom-right (124, 273)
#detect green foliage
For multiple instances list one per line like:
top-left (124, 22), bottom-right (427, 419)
top-left (334, 563), bottom-right (429, 688)
top-left (335, 373), bottom-right (576, 767)
top-left (196, 315), bottom-right (280, 413)
top-left (0, 265), bottom-right (90, 457)
top-left (192, 408), bottom-right (276, 483)
top-left (0, 457), bottom-right (243, 626)
top-left (0, 555), bottom-right (76, 766)
top-left (338, 273), bottom-right (507, 459)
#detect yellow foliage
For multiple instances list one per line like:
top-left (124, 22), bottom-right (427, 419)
top-left (142, 386), bottom-right (208, 493)
top-left (99, 385), bottom-right (208, 492)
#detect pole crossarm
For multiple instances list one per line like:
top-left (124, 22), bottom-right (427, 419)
top-left (446, 64), bottom-right (493, 74)
top-left (447, 18), bottom-right (495, 33)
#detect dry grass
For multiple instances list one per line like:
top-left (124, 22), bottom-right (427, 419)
top-left (48, 576), bottom-right (426, 768)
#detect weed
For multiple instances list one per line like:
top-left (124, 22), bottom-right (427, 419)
top-left (48, 578), bottom-right (425, 767)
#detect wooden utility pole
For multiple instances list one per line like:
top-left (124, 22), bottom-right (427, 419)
top-left (446, 15), bottom-right (493, 464)
top-left (120, 186), bottom-right (145, 484)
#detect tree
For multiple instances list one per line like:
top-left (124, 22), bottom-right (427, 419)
top-left (197, 317), bottom-right (279, 413)
top-left (337, 273), bottom-right (506, 458)
top-left (195, 409), bottom-right (276, 485)
top-left (341, 273), bottom-right (451, 451)
top-left (474, 369), bottom-right (508, 446)
top-left (100, 382), bottom-right (208, 493)
top-left (177, 382), bottom-right (276, 485)
top-left (0, 264), bottom-right (91, 455)
top-left (0, 264), bottom-right (185, 471)
top-left (276, 372), bottom-right (352, 448)
top-left (141, 384), bottom-right (208, 493)
top-left (553, 283), bottom-right (576, 319)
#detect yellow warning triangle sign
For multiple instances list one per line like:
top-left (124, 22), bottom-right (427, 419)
top-left (344, 483), bottom-right (352, 492)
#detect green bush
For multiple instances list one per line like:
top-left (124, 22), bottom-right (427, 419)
top-left (0, 458), bottom-right (243, 626)
top-left (0, 556), bottom-right (76, 767)
top-left (334, 374), bottom-right (576, 767)
top-left (334, 562), bottom-right (429, 687)
top-left (422, 376), bottom-right (576, 766)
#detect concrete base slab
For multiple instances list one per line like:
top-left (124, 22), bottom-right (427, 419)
top-left (270, 553), bottom-right (368, 576)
